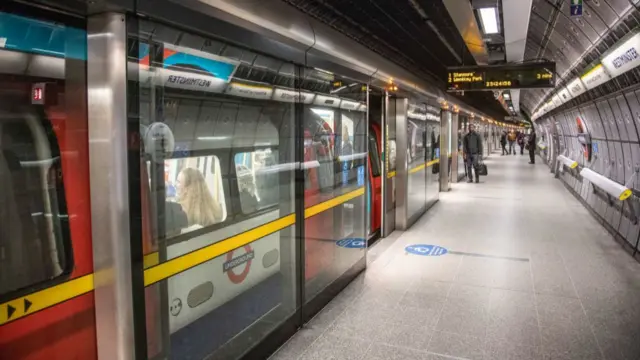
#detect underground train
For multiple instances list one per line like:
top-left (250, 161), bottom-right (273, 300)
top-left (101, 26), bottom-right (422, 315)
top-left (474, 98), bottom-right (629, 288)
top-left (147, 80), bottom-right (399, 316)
top-left (0, 2), bottom-right (501, 360)
top-left (0, 11), bottom-right (369, 358)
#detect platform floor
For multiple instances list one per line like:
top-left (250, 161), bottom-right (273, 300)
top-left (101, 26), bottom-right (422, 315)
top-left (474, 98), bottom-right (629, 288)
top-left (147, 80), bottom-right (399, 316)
top-left (270, 151), bottom-right (640, 360)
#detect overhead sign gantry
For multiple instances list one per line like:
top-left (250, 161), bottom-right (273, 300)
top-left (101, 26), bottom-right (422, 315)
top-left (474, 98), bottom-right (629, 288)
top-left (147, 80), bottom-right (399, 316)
top-left (447, 62), bottom-right (556, 91)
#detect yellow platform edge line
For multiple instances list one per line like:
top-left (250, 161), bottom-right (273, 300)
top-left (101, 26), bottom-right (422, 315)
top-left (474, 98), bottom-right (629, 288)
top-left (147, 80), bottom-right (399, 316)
top-left (144, 214), bottom-right (295, 286)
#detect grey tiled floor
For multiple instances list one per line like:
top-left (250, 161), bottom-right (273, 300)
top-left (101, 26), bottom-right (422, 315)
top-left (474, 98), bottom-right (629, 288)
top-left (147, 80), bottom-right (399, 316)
top-left (270, 152), bottom-right (640, 360)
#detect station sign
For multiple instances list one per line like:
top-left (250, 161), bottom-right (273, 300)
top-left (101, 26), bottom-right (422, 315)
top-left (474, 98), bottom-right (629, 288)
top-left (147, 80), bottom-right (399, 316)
top-left (447, 62), bottom-right (556, 91)
top-left (601, 31), bottom-right (640, 78)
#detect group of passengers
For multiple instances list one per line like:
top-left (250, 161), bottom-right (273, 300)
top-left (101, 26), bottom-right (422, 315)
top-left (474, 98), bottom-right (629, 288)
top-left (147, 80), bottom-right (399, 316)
top-left (500, 129), bottom-right (537, 164)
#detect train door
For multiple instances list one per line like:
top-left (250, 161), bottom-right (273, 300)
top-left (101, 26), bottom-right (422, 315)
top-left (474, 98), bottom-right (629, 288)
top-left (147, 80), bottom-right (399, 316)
top-left (368, 123), bottom-right (382, 237)
top-left (0, 6), bottom-right (96, 360)
top-left (367, 89), bottom-right (384, 240)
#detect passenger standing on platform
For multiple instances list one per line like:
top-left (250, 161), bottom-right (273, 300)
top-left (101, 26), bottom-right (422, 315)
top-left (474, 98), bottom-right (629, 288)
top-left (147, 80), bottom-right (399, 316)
top-left (463, 124), bottom-right (483, 183)
top-left (500, 131), bottom-right (507, 155)
top-left (517, 131), bottom-right (525, 155)
top-left (507, 130), bottom-right (516, 155)
top-left (528, 129), bottom-right (537, 164)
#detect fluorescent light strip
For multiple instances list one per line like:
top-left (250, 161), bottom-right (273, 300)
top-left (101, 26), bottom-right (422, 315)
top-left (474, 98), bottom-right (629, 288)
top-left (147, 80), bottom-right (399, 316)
top-left (479, 8), bottom-right (499, 35)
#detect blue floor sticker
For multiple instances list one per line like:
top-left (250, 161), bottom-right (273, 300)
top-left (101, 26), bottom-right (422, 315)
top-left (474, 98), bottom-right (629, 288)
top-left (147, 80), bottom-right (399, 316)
top-left (337, 238), bottom-right (366, 248)
top-left (405, 244), bottom-right (448, 256)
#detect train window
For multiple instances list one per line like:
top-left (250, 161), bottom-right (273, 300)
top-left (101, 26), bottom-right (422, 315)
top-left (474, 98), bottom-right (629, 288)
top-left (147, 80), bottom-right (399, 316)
top-left (233, 148), bottom-right (279, 214)
top-left (368, 132), bottom-right (381, 177)
top-left (0, 115), bottom-right (69, 296)
top-left (162, 155), bottom-right (227, 234)
top-left (0, 10), bottom-right (86, 299)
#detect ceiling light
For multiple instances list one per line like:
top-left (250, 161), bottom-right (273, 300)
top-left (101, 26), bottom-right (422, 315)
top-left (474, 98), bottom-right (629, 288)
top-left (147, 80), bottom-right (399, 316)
top-left (503, 92), bottom-right (510, 100)
top-left (479, 8), bottom-right (499, 35)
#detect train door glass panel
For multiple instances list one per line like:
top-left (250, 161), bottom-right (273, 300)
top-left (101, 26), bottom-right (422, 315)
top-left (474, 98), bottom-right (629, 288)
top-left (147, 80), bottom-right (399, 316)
top-left (426, 120), bottom-right (440, 203)
top-left (0, 8), bottom-right (95, 360)
top-left (128, 20), bottom-right (297, 360)
top-left (406, 103), bottom-right (427, 219)
top-left (302, 72), bottom-right (367, 303)
top-left (384, 97), bottom-right (397, 236)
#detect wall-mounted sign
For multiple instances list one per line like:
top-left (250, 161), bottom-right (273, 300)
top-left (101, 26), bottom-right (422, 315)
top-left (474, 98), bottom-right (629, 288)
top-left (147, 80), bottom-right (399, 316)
top-left (570, 0), bottom-right (583, 17)
top-left (273, 88), bottom-right (315, 104)
top-left (581, 64), bottom-right (611, 90)
top-left (567, 77), bottom-right (586, 98)
top-left (552, 94), bottom-right (562, 107)
top-left (601, 32), bottom-right (640, 78)
top-left (225, 82), bottom-right (273, 99)
top-left (558, 87), bottom-right (572, 103)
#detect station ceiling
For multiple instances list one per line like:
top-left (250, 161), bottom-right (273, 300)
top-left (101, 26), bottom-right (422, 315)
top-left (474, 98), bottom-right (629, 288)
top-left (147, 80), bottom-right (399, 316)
top-left (282, 0), bottom-right (510, 121)
top-left (284, 0), bottom-right (640, 121)
top-left (521, 0), bottom-right (640, 114)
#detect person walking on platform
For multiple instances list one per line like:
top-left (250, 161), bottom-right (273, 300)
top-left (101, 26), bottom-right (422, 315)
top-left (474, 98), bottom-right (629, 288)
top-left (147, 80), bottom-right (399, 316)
top-left (528, 129), bottom-right (537, 164)
top-left (463, 124), bottom-right (483, 183)
top-left (507, 130), bottom-right (516, 155)
top-left (500, 131), bottom-right (507, 155)
top-left (517, 131), bottom-right (525, 155)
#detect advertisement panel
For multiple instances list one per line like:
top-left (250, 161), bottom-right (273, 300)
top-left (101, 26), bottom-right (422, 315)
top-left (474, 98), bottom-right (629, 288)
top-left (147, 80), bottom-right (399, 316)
top-left (567, 77), bottom-right (586, 98)
top-left (581, 64), bottom-right (611, 90)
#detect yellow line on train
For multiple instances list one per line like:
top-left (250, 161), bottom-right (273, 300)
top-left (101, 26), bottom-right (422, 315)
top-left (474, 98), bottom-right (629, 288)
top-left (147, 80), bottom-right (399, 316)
top-left (304, 187), bottom-right (365, 219)
top-left (143, 251), bottom-right (160, 269)
top-left (144, 214), bottom-right (296, 286)
top-left (0, 274), bottom-right (94, 326)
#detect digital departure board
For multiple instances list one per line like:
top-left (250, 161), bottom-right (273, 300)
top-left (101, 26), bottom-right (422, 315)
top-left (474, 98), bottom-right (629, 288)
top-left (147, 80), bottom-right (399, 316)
top-left (447, 62), bottom-right (556, 91)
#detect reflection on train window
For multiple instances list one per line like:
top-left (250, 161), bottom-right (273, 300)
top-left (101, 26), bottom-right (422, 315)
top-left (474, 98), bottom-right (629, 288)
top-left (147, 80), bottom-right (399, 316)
top-left (0, 116), bottom-right (69, 296)
top-left (304, 108), bottom-right (335, 193)
top-left (0, 11), bottom-right (85, 298)
top-left (163, 156), bottom-right (227, 234)
top-left (388, 140), bottom-right (397, 170)
top-left (234, 149), bottom-right (279, 214)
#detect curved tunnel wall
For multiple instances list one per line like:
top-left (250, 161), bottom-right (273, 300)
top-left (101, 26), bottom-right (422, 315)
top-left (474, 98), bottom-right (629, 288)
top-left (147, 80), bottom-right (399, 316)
top-left (536, 88), bottom-right (640, 257)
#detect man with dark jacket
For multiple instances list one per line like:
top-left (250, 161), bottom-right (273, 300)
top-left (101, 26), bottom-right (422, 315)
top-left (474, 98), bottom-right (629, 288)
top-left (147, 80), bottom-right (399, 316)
top-left (463, 124), bottom-right (483, 183)
top-left (500, 131), bottom-right (507, 155)
top-left (517, 131), bottom-right (525, 155)
top-left (528, 129), bottom-right (537, 164)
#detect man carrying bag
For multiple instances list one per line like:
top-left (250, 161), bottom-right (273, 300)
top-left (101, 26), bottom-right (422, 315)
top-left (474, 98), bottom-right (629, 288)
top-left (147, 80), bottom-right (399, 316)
top-left (463, 124), bottom-right (484, 183)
